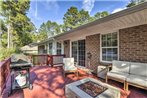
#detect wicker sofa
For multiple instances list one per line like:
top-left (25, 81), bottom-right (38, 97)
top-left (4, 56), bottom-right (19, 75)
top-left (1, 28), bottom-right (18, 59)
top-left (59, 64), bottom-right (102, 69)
top-left (106, 60), bottom-right (147, 91)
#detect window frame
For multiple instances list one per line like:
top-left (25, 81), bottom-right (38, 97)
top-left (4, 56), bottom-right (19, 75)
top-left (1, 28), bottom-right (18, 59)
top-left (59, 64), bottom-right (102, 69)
top-left (48, 42), bottom-right (53, 55)
top-left (56, 42), bottom-right (62, 55)
top-left (100, 32), bottom-right (119, 63)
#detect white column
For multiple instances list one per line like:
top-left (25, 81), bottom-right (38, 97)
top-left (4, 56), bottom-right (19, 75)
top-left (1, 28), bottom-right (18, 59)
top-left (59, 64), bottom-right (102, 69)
top-left (61, 41), bottom-right (64, 54)
top-left (52, 41), bottom-right (57, 55)
top-left (46, 42), bottom-right (49, 54)
top-left (69, 40), bottom-right (72, 57)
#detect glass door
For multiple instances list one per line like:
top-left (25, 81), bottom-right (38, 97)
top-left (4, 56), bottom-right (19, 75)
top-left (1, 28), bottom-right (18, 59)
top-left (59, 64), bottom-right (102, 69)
top-left (72, 40), bottom-right (85, 66)
top-left (78, 40), bottom-right (85, 66)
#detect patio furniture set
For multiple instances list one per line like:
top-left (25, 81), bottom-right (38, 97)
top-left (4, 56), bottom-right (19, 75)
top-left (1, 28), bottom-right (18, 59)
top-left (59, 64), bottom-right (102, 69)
top-left (63, 58), bottom-right (120, 98)
top-left (63, 58), bottom-right (147, 98)
top-left (8, 56), bottom-right (147, 98)
top-left (106, 60), bottom-right (147, 91)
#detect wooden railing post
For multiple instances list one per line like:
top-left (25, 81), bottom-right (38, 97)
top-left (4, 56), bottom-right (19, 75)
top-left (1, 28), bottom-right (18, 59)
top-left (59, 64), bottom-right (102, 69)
top-left (47, 55), bottom-right (49, 66)
top-left (0, 58), bottom-right (11, 96)
top-left (51, 55), bottom-right (53, 67)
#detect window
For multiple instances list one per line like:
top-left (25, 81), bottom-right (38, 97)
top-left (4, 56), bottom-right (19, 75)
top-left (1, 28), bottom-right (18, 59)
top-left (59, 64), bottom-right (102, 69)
top-left (48, 42), bottom-right (53, 54)
top-left (56, 42), bottom-right (62, 55)
top-left (101, 32), bottom-right (118, 62)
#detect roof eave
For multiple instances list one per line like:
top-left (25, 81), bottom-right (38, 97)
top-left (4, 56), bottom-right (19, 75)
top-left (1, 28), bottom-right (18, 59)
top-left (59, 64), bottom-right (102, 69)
top-left (54, 2), bottom-right (147, 38)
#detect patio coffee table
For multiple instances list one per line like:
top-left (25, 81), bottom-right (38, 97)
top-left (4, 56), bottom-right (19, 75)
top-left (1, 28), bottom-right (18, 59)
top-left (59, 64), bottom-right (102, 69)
top-left (65, 78), bottom-right (120, 98)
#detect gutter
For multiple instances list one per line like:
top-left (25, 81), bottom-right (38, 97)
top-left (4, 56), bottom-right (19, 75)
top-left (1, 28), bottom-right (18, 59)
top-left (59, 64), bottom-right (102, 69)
top-left (37, 2), bottom-right (147, 44)
top-left (54, 2), bottom-right (147, 38)
top-left (36, 37), bottom-right (55, 45)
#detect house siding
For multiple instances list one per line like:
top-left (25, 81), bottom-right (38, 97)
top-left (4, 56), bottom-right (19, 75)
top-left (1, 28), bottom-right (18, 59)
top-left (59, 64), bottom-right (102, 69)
top-left (119, 24), bottom-right (147, 63)
top-left (86, 34), bottom-right (100, 73)
top-left (64, 40), bottom-right (70, 57)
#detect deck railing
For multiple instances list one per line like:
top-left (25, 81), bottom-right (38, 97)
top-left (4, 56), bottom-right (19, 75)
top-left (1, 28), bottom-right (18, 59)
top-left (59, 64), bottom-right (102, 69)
top-left (30, 54), bottom-right (65, 67)
top-left (0, 54), bottom-right (65, 96)
top-left (0, 58), bottom-right (11, 95)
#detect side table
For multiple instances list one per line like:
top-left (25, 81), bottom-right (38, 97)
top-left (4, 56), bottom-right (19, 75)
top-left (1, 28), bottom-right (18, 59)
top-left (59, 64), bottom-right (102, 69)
top-left (97, 64), bottom-right (111, 80)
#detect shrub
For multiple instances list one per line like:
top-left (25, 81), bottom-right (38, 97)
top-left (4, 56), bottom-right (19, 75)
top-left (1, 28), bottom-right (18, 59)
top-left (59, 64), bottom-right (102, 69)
top-left (0, 48), bottom-right (22, 61)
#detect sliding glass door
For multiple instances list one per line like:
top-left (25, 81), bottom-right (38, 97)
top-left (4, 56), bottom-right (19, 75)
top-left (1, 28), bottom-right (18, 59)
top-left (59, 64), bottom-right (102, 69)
top-left (72, 40), bottom-right (85, 66)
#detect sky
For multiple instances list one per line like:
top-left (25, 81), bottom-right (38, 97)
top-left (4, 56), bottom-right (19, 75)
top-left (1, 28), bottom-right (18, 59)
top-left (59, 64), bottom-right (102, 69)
top-left (27, 0), bottom-right (129, 29)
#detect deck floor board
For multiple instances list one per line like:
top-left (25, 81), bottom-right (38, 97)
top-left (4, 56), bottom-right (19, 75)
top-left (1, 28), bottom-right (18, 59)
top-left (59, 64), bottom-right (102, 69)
top-left (8, 66), bottom-right (147, 98)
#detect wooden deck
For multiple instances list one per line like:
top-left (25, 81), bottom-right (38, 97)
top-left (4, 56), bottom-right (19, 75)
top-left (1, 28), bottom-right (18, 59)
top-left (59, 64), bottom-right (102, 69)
top-left (8, 66), bottom-right (147, 98)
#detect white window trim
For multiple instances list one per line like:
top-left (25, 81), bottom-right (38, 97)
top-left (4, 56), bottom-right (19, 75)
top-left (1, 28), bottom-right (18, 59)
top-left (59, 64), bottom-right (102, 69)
top-left (54, 41), bottom-right (64, 55)
top-left (56, 41), bottom-right (63, 55)
top-left (61, 42), bottom-right (64, 54)
top-left (48, 42), bottom-right (53, 55)
top-left (100, 31), bottom-right (119, 63)
top-left (52, 41), bottom-right (56, 55)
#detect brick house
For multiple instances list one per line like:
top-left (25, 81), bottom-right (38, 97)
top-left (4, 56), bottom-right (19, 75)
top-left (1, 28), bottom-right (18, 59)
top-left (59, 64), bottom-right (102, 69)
top-left (37, 2), bottom-right (147, 72)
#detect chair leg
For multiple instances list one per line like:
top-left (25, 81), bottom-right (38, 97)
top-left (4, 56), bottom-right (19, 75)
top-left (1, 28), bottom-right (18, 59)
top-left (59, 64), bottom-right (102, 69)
top-left (76, 71), bottom-right (78, 78)
top-left (105, 76), bottom-right (108, 83)
top-left (125, 82), bottom-right (128, 91)
top-left (124, 82), bottom-right (126, 90)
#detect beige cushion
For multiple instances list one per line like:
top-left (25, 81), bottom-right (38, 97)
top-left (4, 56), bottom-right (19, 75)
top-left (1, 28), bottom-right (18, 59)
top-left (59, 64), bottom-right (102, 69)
top-left (130, 62), bottom-right (147, 77)
top-left (63, 58), bottom-right (77, 71)
top-left (107, 71), bottom-right (129, 81)
top-left (126, 75), bottom-right (147, 88)
top-left (111, 60), bottom-right (130, 73)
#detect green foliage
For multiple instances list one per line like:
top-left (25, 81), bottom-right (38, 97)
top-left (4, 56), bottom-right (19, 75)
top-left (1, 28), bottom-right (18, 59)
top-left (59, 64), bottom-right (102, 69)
top-left (126, 0), bottom-right (146, 7)
top-left (1, 32), bottom-right (7, 47)
top-left (30, 33), bottom-right (38, 42)
top-left (46, 20), bottom-right (61, 36)
top-left (0, 19), bottom-right (7, 33)
top-left (92, 11), bottom-right (109, 21)
top-left (63, 6), bottom-right (79, 30)
top-left (78, 9), bottom-right (90, 25)
top-left (0, 0), bottom-right (35, 48)
top-left (37, 20), bottom-right (61, 41)
top-left (62, 6), bottom-right (109, 31)
top-left (0, 47), bottom-right (22, 61)
top-left (0, 19), bottom-right (7, 47)
top-left (37, 31), bottom-right (48, 41)
top-left (63, 6), bottom-right (90, 31)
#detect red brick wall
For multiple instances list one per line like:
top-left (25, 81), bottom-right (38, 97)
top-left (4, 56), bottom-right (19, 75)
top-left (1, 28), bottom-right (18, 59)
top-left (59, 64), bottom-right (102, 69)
top-left (85, 24), bottom-right (147, 73)
top-left (119, 24), bottom-right (147, 63)
top-left (86, 34), bottom-right (100, 73)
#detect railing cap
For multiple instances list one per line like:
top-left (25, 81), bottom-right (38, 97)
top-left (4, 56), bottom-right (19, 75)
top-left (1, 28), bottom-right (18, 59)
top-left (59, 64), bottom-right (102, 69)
top-left (0, 58), bottom-right (11, 67)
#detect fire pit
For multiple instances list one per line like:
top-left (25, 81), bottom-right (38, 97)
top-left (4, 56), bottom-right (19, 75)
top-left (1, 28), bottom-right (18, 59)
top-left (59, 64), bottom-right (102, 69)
top-left (65, 78), bottom-right (120, 98)
top-left (77, 81), bottom-right (107, 97)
